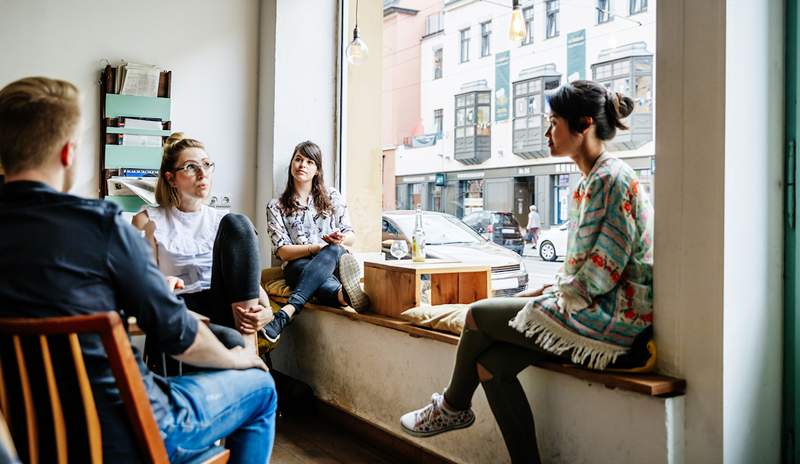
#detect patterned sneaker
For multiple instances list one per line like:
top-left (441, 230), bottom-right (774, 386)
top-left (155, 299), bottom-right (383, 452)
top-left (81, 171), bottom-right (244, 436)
top-left (338, 253), bottom-right (370, 311)
top-left (400, 392), bottom-right (475, 437)
top-left (261, 310), bottom-right (290, 343)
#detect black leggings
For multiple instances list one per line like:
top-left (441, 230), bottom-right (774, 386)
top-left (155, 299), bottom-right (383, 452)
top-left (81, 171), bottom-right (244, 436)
top-left (145, 214), bottom-right (261, 374)
top-left (444, 298), bottom-right (565, 464)
top-left (181, 213), bottom-right (262, 332)
top-left (282, 244), bottom-right (347, 312)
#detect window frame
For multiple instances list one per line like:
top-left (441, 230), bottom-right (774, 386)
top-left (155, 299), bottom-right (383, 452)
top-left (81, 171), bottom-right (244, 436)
top-left (434, 108), bottom-right (443, 137)
top-left (591, 55), bottom-right (654, 116)
top-left (522, 7), bottom-right (534, 46)
top-left (433, 47), bottom-right (443, 80)
top-left (460, 28), bottom-right (471, 63)
top-left (546, 0), bottom-right (560, 39)
top-left (629, 0), bottom-right (647, 15)
top-left (480, 21), bottom-right (492, 57)
top-left (512, 76), bottom-right (561, 156)
top-left (597, 0), bottom-right (613, 24)
top-left (454, 90), bottom-right (492, 161)
top-left (425, 12), bottom-right (444, 36)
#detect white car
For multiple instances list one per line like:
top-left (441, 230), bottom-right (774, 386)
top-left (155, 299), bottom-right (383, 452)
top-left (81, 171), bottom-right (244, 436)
top-left (538, 222), bottom-right (569, 262)
top-left (382, 211), bottom-right (529, 296)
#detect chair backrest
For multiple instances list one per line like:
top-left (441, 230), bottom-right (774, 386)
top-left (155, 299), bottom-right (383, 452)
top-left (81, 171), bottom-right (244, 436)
top-left (0, 311), bottom-right (169, 463)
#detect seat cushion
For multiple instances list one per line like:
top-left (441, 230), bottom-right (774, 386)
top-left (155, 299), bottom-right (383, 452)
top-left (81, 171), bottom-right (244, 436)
top-left (400, 304), bottom-right (469, 336)
top-left (265, 279), bottom-right (292, 298)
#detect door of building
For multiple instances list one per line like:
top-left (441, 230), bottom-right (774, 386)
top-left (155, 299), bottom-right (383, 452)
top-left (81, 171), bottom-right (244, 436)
top-left (785, 2), bottom-right (800, 460)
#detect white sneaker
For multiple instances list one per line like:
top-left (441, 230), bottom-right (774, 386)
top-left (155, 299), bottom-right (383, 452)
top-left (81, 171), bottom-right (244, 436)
top-left (400, 392), bottom-right (475, 437)
top-left (338, 253), bottom-right (370, 310)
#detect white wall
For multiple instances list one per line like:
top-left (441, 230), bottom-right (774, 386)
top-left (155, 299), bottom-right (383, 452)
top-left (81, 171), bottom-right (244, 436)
top-left (273, 309), bottom-right (675, 464)
top-left (0, 0), bottom-right (260, 218)
top-left (255, 0), bottom-right (338, 260)
top-left (655, 0), bottom-right (726, 461)
top-left (723, 0), bottom-right (784, 462)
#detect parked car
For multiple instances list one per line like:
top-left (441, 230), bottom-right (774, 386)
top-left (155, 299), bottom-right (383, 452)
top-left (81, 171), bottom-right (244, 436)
top-left (538, 222), bottom-right (569, 262)
top-left (461, 211), bottom-right (525, 255)
top-left (382, 210), bottom-right (528, 297)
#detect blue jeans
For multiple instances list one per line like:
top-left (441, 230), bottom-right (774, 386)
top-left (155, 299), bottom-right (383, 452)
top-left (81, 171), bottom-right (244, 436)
top-left (283, 244), bottom-right (348, 311)
top-left (161, 368), bottom-right (277, 464)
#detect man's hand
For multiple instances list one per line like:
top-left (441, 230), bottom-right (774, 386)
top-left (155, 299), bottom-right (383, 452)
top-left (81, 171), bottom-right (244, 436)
top-left (229, 346), bottom-right (269, 371)
top-left (166, 276), bottom-right (184, 293)
top-left (234, 304), bottom-right (274, 334)
top-left (514, 284), bottom-right (552, 298)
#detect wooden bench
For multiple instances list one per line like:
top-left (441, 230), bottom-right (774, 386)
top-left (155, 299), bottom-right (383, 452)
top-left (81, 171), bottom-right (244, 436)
top-left (266, 290), bottom-right (686, 398)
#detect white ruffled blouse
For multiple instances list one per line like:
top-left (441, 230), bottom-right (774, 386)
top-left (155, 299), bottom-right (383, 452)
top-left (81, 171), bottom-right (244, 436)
top-left (144, 205), bottom-right (227, 295)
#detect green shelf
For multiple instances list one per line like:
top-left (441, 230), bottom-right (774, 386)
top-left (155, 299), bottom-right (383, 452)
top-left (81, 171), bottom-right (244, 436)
top-left (104, 195), bottom-right (147, 212)
top-left (104, 145), bottom-right (162, 169)
top-left (106, 127), bottom-right (170, 136)
top-left (105, 94), bottom-right (171, 120)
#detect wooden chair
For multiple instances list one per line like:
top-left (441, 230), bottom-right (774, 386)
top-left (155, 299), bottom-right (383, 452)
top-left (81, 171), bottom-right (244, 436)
top-left (0, 311), bottom-right (230, 464)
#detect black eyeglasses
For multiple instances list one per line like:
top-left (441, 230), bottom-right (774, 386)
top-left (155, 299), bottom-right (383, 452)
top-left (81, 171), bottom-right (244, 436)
top-left (174, 161), bottom-right (216, 177)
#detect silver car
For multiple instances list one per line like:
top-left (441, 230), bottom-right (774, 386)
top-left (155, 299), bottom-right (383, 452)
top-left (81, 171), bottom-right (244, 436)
top-left (382, 210), bottom-right (528, 297)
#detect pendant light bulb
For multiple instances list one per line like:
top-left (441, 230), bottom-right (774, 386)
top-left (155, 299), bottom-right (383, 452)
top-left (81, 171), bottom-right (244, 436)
top-left (509, 1), bottom-right (527, 42)
top-left (346, 26), bottom-right (369, 65)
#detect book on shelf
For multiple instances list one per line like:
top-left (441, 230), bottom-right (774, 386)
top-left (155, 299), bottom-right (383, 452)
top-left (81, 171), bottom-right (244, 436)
top-left (115, 63), bottom-right (161, 97)
top-left (120, 117), bottom-right (163, 129)
top-left (119, 168), bottom-right (159, 178)
top-left (106, 176), bottom-right (157, 206)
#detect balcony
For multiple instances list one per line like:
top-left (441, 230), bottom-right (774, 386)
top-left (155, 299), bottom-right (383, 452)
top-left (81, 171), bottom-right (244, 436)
top-left (513, 113), bottom-right (549, 159)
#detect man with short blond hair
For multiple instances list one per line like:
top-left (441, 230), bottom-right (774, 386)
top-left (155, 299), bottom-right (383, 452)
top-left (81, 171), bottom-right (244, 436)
top-left (0, 77), bottom-right (276, 464)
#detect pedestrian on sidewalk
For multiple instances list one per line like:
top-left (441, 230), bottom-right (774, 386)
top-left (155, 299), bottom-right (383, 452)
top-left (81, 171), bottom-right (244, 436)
top-left (526, 204), bottom-right (541, 248)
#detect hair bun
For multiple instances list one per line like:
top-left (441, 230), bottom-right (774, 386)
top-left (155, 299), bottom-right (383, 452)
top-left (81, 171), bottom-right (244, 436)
top-left (164, 131), bottom-right (186, 149)
top-left (615, 92), bottom-right (635, 119)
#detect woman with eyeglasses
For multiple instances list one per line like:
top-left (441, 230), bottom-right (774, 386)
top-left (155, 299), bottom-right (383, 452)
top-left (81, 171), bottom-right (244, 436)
top-left (132, 133), bottom-right (273, 354)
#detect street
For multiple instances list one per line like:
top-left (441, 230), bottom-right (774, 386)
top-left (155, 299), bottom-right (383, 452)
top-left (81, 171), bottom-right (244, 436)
top-left (521, 244), bottom-right (562, 290)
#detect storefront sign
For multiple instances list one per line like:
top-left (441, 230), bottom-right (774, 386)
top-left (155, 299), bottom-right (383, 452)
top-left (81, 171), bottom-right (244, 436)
top-left (567, 29), bottom-right (586, 82)
top-left (495, 51), bottom-right (510, 121)
top-left (435, 173), bottom-right (446, 186)
top-left (457, 171), bottom-right (485, 180)
top-left (555, 163), bottom-right (579, 174)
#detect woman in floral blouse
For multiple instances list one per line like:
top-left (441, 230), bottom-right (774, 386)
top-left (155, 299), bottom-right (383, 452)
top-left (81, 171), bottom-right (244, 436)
top-left (400, 81), bottom-right (653, 463)
top-left (262, 141), bottom-right (369, 343)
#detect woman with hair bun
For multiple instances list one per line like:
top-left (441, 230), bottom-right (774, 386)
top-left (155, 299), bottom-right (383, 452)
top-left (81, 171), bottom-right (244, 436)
top-left (133, 132), bottom-right (273, 354)
top-left (400, 80), bottom-right (653, 463)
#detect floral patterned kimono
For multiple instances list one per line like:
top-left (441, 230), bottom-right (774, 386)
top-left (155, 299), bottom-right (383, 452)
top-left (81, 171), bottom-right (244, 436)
top-left (509, 153), bottom-right (654, 370)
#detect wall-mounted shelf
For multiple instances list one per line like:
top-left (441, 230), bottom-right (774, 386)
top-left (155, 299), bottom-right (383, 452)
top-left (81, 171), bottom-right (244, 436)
top-left (99, 64), bottom-right (171, 212)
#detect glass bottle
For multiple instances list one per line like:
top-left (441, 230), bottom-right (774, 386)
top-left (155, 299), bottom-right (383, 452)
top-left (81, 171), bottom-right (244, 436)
top-left (412, 204), bottom-right (426, 263)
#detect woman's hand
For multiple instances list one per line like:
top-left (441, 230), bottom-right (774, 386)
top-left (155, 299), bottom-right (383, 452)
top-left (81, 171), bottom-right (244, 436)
top-left (514, 284), bottom-right (552, 298)
top-left (234, 304), bottom-right (274, 334)
top-left (165, 276), bottom-right (184, 293)
top-left (322, 230), bottom-right (345, 245)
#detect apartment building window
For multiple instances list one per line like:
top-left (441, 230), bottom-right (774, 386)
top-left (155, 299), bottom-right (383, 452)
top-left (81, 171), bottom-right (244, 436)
top-left (454, 91), bottom-right (491, 164)
top-left (480, 21), bottom-right (492, 57)
top-left (433, 48), bottom-right (443, 80)
top-left (546, 0), bottom-right (559, 39)
top-left (629, 0), bottom-right (647, 15)
top-left (522, 7), bottom-right (534, 45)
top-left (591, 44), bottom-right (654, 149)
top-left (425, 12), bottom-right (444, 36)
top-left (460, 28), bottom-right (470, 63)
top-left (434, 109), bottom-right (443, 137)
top-left (512, 71), bottom-right (561, 158)
top-left (597, 0), bottom-right (612, 24)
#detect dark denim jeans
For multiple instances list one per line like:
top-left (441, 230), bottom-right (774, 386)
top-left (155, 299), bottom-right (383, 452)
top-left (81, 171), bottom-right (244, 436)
top-left (161, 368), bottom-right (277, 464)
top-left (283, 244), bottom-right (348, 311)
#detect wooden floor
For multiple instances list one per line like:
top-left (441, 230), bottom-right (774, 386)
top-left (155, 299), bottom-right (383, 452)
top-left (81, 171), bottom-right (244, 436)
top-left (272, 412), bottom-right (402, 464)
